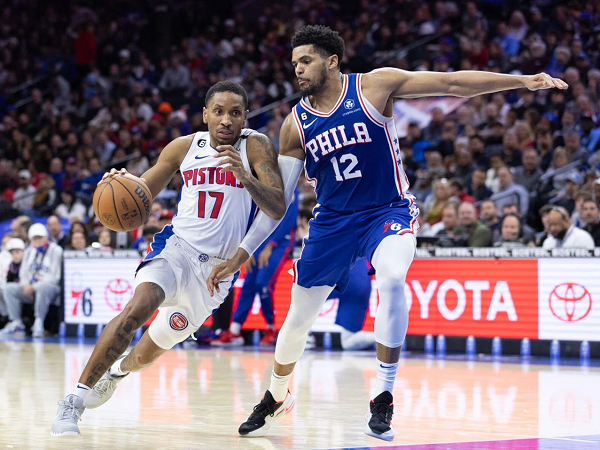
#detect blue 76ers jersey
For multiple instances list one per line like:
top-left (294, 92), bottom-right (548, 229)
top-left (292, 73), bottom-right (410, 213)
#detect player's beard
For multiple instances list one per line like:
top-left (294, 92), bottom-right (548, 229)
top-left (300, 63), bottom-right (328, 97)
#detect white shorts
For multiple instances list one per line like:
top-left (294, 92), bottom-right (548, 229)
top-left (134, 230), bottom-right (237, 350)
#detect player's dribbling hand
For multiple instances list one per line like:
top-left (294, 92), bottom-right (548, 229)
top-left (99, 168), bottom-right (128, 184)
top-left (214, 145), bottom-right (251, 182)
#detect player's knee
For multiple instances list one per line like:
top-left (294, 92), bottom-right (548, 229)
top-left (120, 283), bottom-right (165, 329)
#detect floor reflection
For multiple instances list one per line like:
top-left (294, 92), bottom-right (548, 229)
top-left (0, 341), bottom-right (599, 449)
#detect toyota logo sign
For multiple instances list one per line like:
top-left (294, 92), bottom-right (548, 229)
top-left (549, 282), bottom-right (592, 322)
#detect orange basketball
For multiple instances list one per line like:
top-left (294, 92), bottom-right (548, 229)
top-left (93, 174), bottom-right (152, 232)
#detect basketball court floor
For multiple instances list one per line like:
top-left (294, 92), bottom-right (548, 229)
top-left (1, 338), bottom-right (599, 449)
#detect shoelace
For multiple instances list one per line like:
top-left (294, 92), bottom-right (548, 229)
top-left (93, 377), bottom-right (118, 397)
top-left (371, 402), bottom-right (393, 422)
top-left (57, 400), bottom-right (82, 422)
top-left (248, 398), bottom-right (278, 423)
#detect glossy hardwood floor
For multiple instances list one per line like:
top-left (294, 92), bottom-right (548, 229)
top-left (0, 339), bottom-right (599, 449)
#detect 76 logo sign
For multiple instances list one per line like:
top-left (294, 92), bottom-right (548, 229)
top-left (71, 288), bottom-right (93, 317)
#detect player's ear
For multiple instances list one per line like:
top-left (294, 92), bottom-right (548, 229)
top-left (202, 107), bottom-right (208, 124)
top-left (328, 54), bottom-right (338, 70)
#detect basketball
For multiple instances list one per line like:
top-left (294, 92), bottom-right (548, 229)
top-left (93, 174), bottom-right (152, 232)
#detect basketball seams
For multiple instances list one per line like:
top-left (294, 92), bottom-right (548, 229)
top-left (121, 175), bottom-right (152, 216)
top-left (112, 177), bottom-right (144, 225)
top-left (94, 181), bottom-right (111, 219)
top-left (108, 183), bottom-right (126, 231)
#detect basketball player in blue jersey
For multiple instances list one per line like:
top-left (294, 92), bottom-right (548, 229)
top-left (206, 25), bottom-right (567, 441)
top-left (50, 81), bottom-right (297, 436)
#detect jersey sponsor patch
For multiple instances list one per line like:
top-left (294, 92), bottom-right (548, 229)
top-left (198, 139), bottom-right (206, 147)
top-left (169, 312), bottom-right (188, 331)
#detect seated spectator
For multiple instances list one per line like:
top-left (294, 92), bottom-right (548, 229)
top-left (67, 231), bottom-right (88, 251)
top-left (580, 199), bottom-right (600, 246)
top-left (0, 224), bottom-right (63, 338)
top-left (449, 178), bottom-right (475, 204)
top-left (424, 178), bottom-right (453, 225)
top-left (551, 172), bottom-right (582, 215)
top-left (513, 148), bottom-right (542, 192)
top-left (500, 203), bottom-right (536, 244)
top-left (13, 170), bottom-right (36, 214)
top-left (33, 176), bottom-right (58, 216)
top-left (491, 167), bottom-right (529, 216)
top-left (0, 237), bottom-right (24, 328)
top-left (494, 213), bottom-right (528, 248)
top-left (542, 206), bottom-right (595, 249)
top-left (46, 215), bottom-right (68, 248)
top-left (480, 199), bottom-right (500, 236)
top-left (454, 202), bottom-right (492, 247)
top-left (97, 229), bottom-right (114, 250)
top-left (535, 204), bottom-right (553, 247)
top-left (467, 168), bottom-right (493, 201)
top-left (132, 226), bottom-right (160, 253)
top-left (55, 190), bottom-right (87, 220)
top-left (546, 147), bottom-right (580, 193)
top-left (564, 132), bottom-right (588, 163)
top-left (485, 152), bottom-right (505, 193)
top-left (434, 203), bottom-right (460, 247)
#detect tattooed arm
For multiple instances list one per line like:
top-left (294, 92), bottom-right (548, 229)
top-left (214, 133), bottom-right (285, 220)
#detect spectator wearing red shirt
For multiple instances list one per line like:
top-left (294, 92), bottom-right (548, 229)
top-left (74, 23), bottom-right (97, 78)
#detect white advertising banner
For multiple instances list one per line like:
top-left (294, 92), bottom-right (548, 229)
top-left (64, 258), bottom-right (141, 324)
top-left (538, 259), bottom-right (600, 341)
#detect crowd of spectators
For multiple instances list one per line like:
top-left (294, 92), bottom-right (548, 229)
top-left (1, 0), bottom-right (600, 259)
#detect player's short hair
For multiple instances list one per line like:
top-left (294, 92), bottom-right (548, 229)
top-left (205, 81), bottom-right (248, 110)
top-left (292, 25), bottom-right (345, 67)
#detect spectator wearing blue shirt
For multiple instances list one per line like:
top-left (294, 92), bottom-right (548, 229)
top-left (494, 22), bottom-right (520, 58)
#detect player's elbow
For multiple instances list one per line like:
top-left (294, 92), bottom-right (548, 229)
top-left (268, 204), bottom-right (286, 221)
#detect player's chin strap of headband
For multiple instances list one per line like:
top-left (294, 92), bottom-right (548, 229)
top-left (239, 155), bottom-right (304, 257)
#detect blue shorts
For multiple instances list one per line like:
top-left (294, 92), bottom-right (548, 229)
top-left (294, 198), bottom-right (419, 291)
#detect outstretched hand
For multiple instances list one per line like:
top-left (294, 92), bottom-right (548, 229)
top-left (98, 167), bottom-right (150, 191)
top-left (525, 73), bottom-right (568, 91)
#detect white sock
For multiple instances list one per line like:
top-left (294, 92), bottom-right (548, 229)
top-left (268, 370), bottom-right (291, 402)
top-left (375, 358), bottom-right (398, 397)
top-left (110, 357), bottom-right (129, 376)
top-left (230, 322), bottom-right (241, 335)
top-left (72, 383), bottom-right (93, 404)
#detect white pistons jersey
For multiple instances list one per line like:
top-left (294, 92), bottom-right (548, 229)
top-left (171, 129), bottom-right (257, 259)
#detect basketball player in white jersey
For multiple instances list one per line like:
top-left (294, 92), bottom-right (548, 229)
top-left (51, 81), bottom-right (297, 436)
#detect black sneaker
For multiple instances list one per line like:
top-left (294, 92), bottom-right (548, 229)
top-left (238, 390), bottom-right (295, 437)
top-left (364, 391), bottom-right (395, 441)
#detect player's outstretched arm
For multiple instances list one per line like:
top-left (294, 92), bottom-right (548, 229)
top-left (366, 68), bottom-right (568, 99)
top-left (215, 133), bottom-right (285, 220)
top-left (101, 135), bottom-right (192, 200)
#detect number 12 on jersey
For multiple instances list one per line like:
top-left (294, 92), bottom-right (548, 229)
top-left (198, 191), bottom-right (224, 219)
top-left (331, 153), bottom-right (362, 182)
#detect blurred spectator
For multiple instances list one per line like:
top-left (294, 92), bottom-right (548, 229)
top-left (480, 199), bottom-right (500, 236)
top-left (513, 148), bottom-right (543, 192)
top-left (449, 178), bottom-right (475, 204)
top-left (494, 213), bottom-right (528, 248)
top-left (467, 168), bottom-right (493, 201)
top-left (13, 170), bottom-right (36, 214)
top-left (0, 235), bottom-right (20, 328)
top-left (55, 190), bottom-right (87, 220)
top-left (424, 179), bottom-right (454, 225)
top-left (490, 167), bottom-right (529, 216)
top-left (132, 226), bottom-right (160, 253)
top-left (97, 229), bottom-right (113, 250)
top-left (542, 207), bottom-right (595, 249)
top-left (33, 176), bottom-right (58, 216)
top-left (0, 224), bottom-right (63, 338)
top-left (46, 215), bottom-right (68, 248)
top-left (158, 56), bottom-right (191, 93)
top-left (67, 231), bottom-right (88, 251)
top-left (580, 199), bottom-right (600, 246)
top-left (500, 203), bottom-right (536, 244)
top-left (454, 202), bottom-right (492, 247)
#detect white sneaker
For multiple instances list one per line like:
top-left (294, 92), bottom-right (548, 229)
top-left (0, 320), bottom-right (25, 334)
top-left (85, 353), bottom-right (129, 409)
top-left (32, 318), bottom-right (44, 338)
top-left (51, 394), bottom-right (86, 436)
